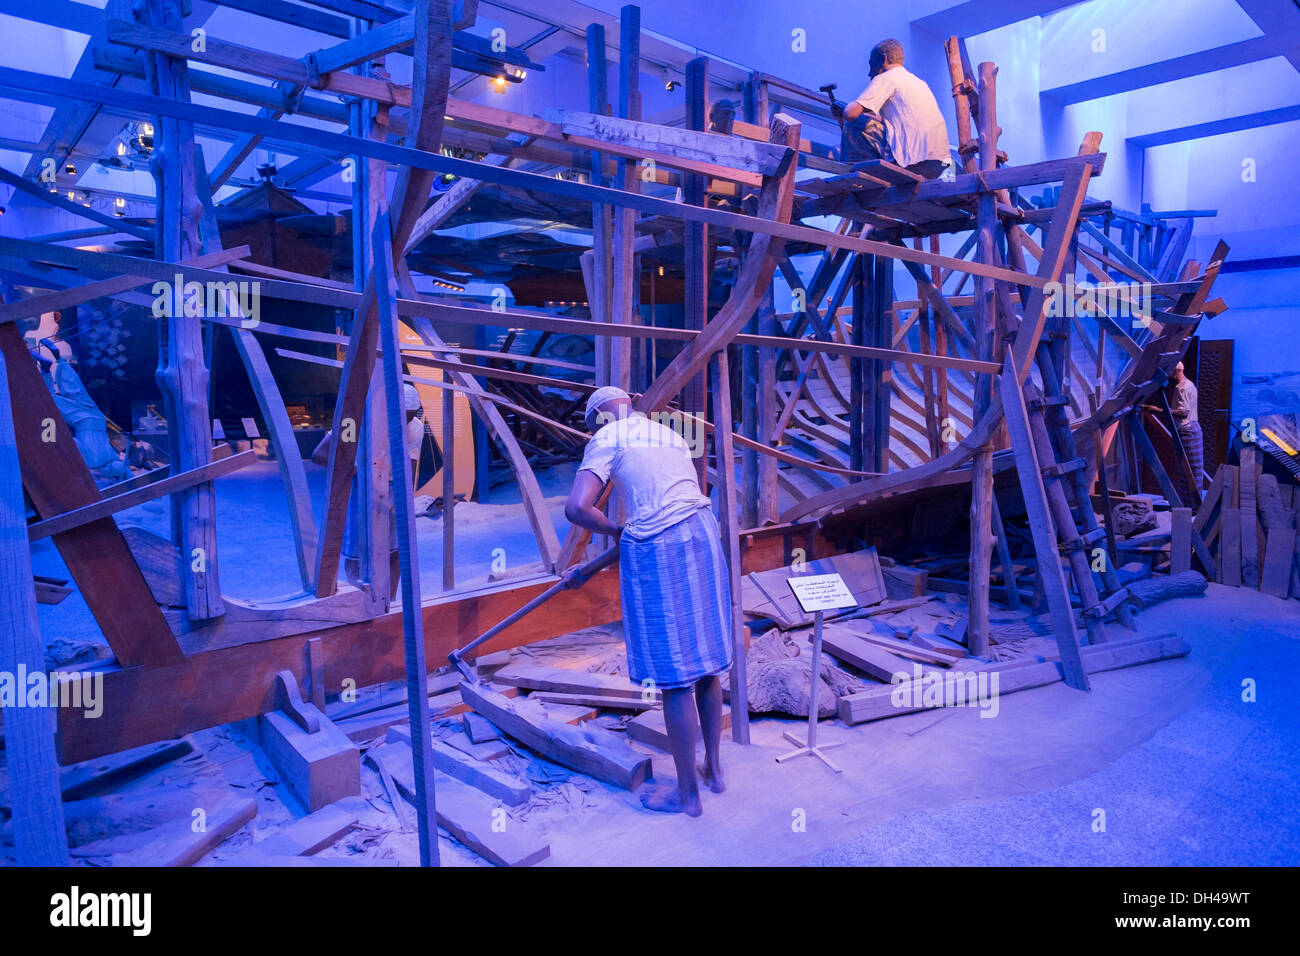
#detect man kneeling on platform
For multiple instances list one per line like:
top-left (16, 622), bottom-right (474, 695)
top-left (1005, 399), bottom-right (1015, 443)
top-left (834, 38), bottom-right (951, 180)
top-left (564, 386), bottom-right (732, 817)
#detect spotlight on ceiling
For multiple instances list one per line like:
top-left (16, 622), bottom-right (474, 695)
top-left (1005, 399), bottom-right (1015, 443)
top-left (665, 80), bottom-right (679, 92)
top-left (64, 161), bottom-right (77, 175)
top-left (491, 75), bottom-right (508, 94)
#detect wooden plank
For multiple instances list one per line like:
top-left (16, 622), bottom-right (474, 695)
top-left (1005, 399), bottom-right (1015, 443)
top-left (1170, 507), bottom-right (1192, 575)
top-left (821, 625), bottom-right (917, 682)
top-left (73, 798), bottom-right (257, 866)
top-left (59, 738), bottom-right (194, 801)
top-left (256, 804), bottom-right (360, 857)
top-left (557, 109), bottom-right (795, 178)
top-left (840, 633), bottom-right (1189, 724)
top-left (1261, 525), bottom-right (1296, 598)
top-left (1240, 446), bottom-right (1259, 588)
top-left (458, 682), bottom-right (650, 790)
top-left (830, 624), bottom-right (954, 666)
top-left (386, 723), bottom-right (531, 806)
top-left (1193, 464), bottom-right (1227, 535)
top-left (1220, 508), bottom-right (1242, 587)
top-left (0, 349), bottom-right (68, 865)
top-left (27, 450), bottom-right (255, 540)
top-left (530, 691), bottom-right (659, 712)
top-left (229, 328), bottom-right (317, 591)
top-left (627, 705), bottom-right (731, 752)
top-left (0, 247), bottom-right (250, 325)
top-left (490, 663), bottom-right (657, 702)
top-left (368, 741), bottom-right (550, 867)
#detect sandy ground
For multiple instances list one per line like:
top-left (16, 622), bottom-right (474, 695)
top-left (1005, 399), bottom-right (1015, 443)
top-left (12, 460), bottom-right (1300, 866)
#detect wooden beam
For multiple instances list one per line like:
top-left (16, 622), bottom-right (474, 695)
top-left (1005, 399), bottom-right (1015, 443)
top-left (712, 349), bottom-right (750, 743)
top-left (457, 682), bottom-right (650, 790)
top-left (0, 349), bottom-right (69, 866)
top-left (557, 110), bottom-right (795, 178)
top-left (27, 450), bottom-right (255, 541)
top-left (0, 167), bottom-right (153, 242)
top-left (0, 246), bottom-right (249, 326)
top-left (0, 321), bottom-right (183, 667)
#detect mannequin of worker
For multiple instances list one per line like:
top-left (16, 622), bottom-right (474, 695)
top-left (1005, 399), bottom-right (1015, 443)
top-left (1170, 361), bottom-right (1203, 504)
top-left (834, 38), bottom-right (951, 180)
top-left (564, 386), bottom-right (732, 816)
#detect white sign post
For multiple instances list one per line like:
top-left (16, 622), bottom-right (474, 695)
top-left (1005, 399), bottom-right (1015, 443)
top-left (776, 573), bottom-right (857, 773)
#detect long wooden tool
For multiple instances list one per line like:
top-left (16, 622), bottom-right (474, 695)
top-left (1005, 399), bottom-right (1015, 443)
top-left (448, 544), bottom-right (620, 681)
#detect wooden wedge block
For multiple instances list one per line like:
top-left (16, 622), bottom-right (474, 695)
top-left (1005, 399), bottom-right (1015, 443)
top-left (459, 682), bottom-right (650, 790)
top-left (385, 724), bottom-right (530, 806)
top-left (462, 712), bottom-right (499, 744)
top-left (627, 705), bottom-right (731, 752)
top-left (261, 706), bottom-right (360, 812)
top-left (368, 742), bottom-right (549, 867)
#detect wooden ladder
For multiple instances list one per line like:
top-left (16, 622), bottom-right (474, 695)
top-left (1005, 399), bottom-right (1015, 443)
top-left (1002, 339), bottom-right (1138, 692)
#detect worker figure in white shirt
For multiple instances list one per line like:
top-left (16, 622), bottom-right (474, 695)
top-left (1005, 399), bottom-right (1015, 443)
top-left (1170, 361), bottom-right (1204, 505)
top-left (834, 38), bottom-right (951, 180)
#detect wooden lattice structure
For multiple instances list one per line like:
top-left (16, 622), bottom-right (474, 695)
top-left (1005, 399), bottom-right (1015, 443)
top-left (0, 1), bottom-right (1230, 864)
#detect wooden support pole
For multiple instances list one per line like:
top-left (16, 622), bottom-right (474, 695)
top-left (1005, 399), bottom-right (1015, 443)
top-left (143, 0), bottom-right (223, 621)
top-left (968, 61), bottom-right (1000, 656)
top-left (350, 23), bottom-right (393, 607)
top-left (0, 350), bottom-right (69, 866)
top-left (1001, 353), bottom-right (1090, 691)
top-left (712, 350), bottom-right (750, 743)
top-left (586, 23), bottom-right (613, 387)
top-left (607, 3), bottom-right (641, 392)
top-left (373, 209), bottom-right (440, 867)
top-left (684, 55), bottom-right (710, 491)
top-left (442, 365), bottom-right (455, 591)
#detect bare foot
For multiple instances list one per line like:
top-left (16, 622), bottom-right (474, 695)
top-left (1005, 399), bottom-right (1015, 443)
top-left (640, 784), bottom-right (702, 817)
top-left (697, 762), bottom-right (726, 794)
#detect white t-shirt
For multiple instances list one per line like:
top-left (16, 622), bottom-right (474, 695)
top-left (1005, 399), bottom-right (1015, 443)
top-left (855, 66), bottom-right (950, 169)
top-left (1172, 378), bottom-right (1199, 427)
top-left (578, 412), bottom-right (709, 540)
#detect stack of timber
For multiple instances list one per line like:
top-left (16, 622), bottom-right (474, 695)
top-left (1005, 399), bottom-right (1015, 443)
top-left (1185, 452), bottom-right (1300, 599)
